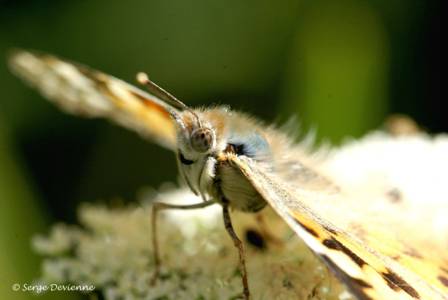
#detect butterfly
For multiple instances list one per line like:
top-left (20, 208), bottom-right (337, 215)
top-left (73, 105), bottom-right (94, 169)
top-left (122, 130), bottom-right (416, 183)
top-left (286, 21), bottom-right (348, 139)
top-left (8, 49), bottom-right (448, 300)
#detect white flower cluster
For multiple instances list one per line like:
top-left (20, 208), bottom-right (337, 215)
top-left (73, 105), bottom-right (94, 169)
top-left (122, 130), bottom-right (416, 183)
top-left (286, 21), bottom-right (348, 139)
top-left (32, 184), bottom-right (348, 299)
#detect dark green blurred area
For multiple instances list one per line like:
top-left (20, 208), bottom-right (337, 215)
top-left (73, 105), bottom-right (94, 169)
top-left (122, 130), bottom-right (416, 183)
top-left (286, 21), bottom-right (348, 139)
top-left (0, 1), bottom-right (445, 299)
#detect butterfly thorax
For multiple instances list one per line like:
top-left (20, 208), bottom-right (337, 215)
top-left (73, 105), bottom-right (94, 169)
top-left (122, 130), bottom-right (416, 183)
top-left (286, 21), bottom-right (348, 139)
top-left (174, 107), bottom-right (273, 212)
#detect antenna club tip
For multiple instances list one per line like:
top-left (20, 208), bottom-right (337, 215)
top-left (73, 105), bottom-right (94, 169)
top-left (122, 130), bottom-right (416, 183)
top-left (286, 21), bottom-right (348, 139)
top-left (136, 72), bottom-right (149, 84)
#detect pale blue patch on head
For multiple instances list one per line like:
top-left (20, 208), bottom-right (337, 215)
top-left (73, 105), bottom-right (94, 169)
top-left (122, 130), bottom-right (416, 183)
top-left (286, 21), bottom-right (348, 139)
top-left (228, 131), bottom-right (271, 161)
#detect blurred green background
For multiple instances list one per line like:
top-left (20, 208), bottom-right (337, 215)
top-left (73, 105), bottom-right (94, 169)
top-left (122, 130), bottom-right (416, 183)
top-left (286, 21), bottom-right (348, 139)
top-left (0, 0), bottom-right (445, 299)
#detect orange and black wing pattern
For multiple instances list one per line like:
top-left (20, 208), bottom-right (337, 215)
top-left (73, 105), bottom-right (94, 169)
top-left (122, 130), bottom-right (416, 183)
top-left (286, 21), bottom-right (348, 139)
top-left (8, 49), bottom-right (177, 150)
top-left (225, 154), bottom-right (448, 300)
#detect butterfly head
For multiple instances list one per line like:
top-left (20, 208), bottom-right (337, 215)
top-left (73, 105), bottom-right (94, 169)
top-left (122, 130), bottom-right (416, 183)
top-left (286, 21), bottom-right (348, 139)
top-left (170, 109), bottom-right (220, 198)
top-left (137, 72), bottom-right (219, 199)
top-left (173, 110), bottom-right (216, 154)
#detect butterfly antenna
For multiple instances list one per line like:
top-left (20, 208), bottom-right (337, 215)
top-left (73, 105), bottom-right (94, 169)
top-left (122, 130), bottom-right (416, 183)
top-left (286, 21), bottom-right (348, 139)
top-left (136, 72), bottom-right (202, 127)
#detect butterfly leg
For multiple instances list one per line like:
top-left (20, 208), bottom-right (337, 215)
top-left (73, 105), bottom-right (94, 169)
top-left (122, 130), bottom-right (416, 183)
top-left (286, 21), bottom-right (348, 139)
top-left (222, 203), bottom-right (250, 300)
top-left (150, 200), bottom-right (216, 285)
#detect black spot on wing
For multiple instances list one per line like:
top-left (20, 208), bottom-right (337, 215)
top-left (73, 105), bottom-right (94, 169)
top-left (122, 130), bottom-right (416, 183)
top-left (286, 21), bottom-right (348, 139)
top-left (245, 228), bottom-right (266, 251)
top-left (320, 255), bottom-right (374, 300)
top-left (391, 254), bottom-right (401, 261)
top-left (438, 275), bottom-right (448, 287)
top-left (323, 225), bottom-right (338, 234)
top-left (386, 187), bottom-right (402, 203)
top-left (382, 268), bottom-right (420, 299)
top-left (403, 246), bottom-right (423, 259)
top-left (291, 218), bottom-right (319, 238)
top-left (322, 237), bottom-right (367, 267)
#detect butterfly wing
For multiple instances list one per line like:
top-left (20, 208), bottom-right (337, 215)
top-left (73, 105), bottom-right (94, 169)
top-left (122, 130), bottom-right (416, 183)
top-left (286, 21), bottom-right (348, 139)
top-left (8, 49), bottom-right (177, 150)
top-left (224, 154), bottom-right (448, 300)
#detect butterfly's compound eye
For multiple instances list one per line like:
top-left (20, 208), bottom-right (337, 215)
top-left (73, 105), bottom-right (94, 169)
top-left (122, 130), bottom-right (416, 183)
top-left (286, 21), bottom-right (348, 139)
top-left (191, 128), bottom-right (214, 153)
